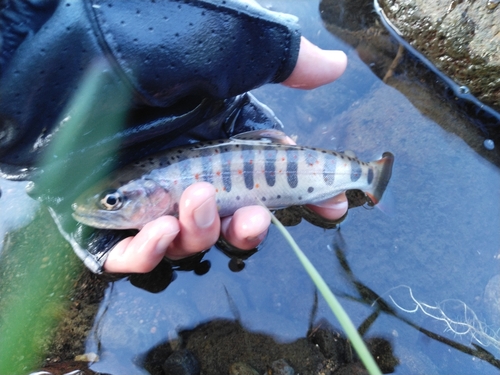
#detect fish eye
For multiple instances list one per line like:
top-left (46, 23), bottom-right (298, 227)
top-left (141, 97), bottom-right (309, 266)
top-left (99, 190), bottom-right (124, 210)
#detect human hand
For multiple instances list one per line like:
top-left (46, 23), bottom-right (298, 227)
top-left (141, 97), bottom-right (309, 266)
top-left (103, 37), bottom-right (348, 273)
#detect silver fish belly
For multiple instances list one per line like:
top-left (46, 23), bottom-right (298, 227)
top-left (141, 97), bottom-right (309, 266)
top-left (72, 134), bottom-right (394, 230)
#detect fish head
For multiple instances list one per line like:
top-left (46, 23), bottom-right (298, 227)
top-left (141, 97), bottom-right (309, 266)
top-left (72, 178), bottom-right (172, 230)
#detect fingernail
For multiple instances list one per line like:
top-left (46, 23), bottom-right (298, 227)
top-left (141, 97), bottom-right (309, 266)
top-left (329, 199), bottom-right (348, 211)
top-left (324, 50), bottom-right (348, 79)
top-left (325, 49), bottom-right (347, 60)
top-left (247, 230), bottom-right (267, 243)
top-left (193, 198), bottom-right (217, 228)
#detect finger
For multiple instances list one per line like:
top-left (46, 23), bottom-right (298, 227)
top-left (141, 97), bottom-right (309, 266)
top-left (220, 205), bottom-right (271, 250)
top-left (104, 216), bottom-right (180, 273)
top-left (307, 192), bottom-right (348, 221)
top-left (282, 37), bottom-right (348, 90)
top-left (165, 182), bottom-right (221, 259)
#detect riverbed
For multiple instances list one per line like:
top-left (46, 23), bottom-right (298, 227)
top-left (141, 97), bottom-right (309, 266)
top-left (1, 0), bottom-right (499, 374)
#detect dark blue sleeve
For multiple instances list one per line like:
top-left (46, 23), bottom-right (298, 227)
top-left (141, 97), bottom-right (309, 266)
top-left (88, 0), bottom-right (301, 106)
top-left (0, 0), bottom-right (301, 176)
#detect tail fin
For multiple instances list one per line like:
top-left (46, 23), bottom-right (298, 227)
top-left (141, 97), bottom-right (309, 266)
top-left (365, 152), bottom-right (394, 206)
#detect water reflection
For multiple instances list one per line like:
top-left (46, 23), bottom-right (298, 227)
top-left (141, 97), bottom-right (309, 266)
top-left (2, 0), bottom-right (500, 374)
top-left (320, 0), bottom-right (500, 165)
top-left (329, 230), bottom-right (500, 369)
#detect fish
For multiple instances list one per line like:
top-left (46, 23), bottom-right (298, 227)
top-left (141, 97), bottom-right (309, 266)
top-left (72, 130), bottom-right (394, 230)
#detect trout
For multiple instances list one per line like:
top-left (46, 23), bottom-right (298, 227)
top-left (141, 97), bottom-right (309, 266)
top-left (72, 130), bottom-right (394, 229)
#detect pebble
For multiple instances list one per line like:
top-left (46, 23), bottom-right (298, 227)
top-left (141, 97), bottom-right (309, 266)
top-left (457, 85), bottom-right (470, 95)
top-left (269, 359), bottom-right (295, 375)
top-left (487, 0), bottom-right (500, 10)
top-left (163, 349), bottom-right (200, 375)
top-left (228, 362), bottom-right (259, 375)
top-left (309, 326), bottom-right (348, 362)
top-left (483, 139), bottom-right (495, 150)
top-left (74, 352), bottom-right (99, 362)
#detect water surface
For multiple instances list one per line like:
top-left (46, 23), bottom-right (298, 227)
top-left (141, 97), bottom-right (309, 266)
top-left (1, 1), bottom-right (499, 374)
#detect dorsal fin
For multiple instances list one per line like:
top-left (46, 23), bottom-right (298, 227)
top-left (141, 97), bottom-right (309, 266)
top-left (229, 129), bottom-right (293, 145)
top-left (342, 150), bottom-right (357, 158)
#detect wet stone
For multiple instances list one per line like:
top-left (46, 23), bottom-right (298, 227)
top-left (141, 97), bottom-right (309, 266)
top-left (74, 352), bottom-right (99, 362)
top-left (484, 139), bottom-right (495, 150)
top-left (487, 0), bottom-right (500, 10)
top-left (377, 0), bottom-right (500, 110)
top-left (269, 359), bottom-right (294, 375)
top-left (162, 349), bottom-right (200, 375)
top-left (309, 326), bottom-right (348, 363)
top-left (365, 337), bottom-right (399, 374)
top-left (228, 362), bottom-right (259, 375)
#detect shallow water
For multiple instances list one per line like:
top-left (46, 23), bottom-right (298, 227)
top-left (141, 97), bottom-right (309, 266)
top-left (1, 0), bottom-right (500, 374)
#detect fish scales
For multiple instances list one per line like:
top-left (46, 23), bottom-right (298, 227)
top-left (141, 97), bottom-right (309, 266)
top-left (154, 144), bottom-right (348, 217)
top-left (72, 132), bottom-right (394, 230)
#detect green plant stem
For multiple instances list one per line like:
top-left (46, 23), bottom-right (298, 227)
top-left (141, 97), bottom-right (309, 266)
top-left (270, 213), bottom-right (382, 375)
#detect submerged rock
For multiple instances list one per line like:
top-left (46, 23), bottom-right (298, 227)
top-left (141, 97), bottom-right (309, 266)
top-left (162, 349), bottom-right (200, 375)
top-left (309, 326), bottom-right (348, 363)
top-left (228, 362), bottom-right (259, 375)
top-left (269, 359), bottom-right (295, 375)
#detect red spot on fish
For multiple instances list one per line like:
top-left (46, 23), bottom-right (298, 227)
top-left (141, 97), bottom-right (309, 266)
top-left (238, 170), bottom-right (243, 174)
top-left (194, 173), bottom-right (200, 180)
top-left (174, 180), bottom-right (178, 185)
top-left (216, 171), bottom-right (221, 176)
top-left (255, 183), bottom-right (259, 188)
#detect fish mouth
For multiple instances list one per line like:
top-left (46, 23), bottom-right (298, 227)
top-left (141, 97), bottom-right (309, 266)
top-left (71, 206), bottom-right (128, 230)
